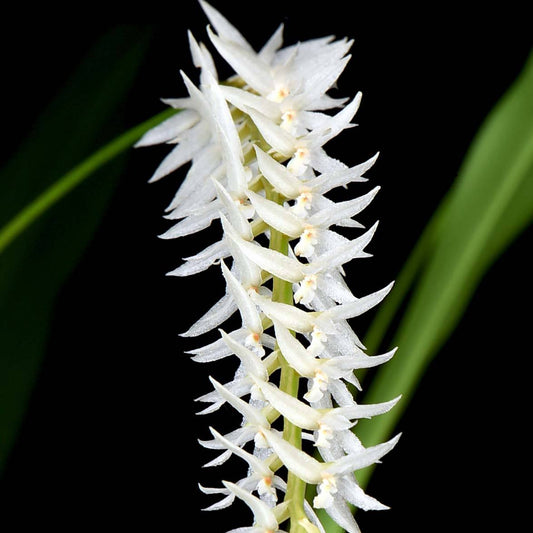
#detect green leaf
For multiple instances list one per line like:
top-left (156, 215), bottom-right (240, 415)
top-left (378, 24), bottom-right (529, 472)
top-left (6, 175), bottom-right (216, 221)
top-left (0, 109), bottom-right (174, 256)
top-left (0, 26), bottom-right (154, 472)
top-left (356, 48), bottom-right (533, 478)
top-left (320, 47), bottom-right (533, 533)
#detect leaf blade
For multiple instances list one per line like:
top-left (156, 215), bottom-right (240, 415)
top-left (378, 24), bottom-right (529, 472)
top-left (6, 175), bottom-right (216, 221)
top-left (358, 49), bottom-right (533, 465)
top-left (0, 25), bottom-right (155, 472)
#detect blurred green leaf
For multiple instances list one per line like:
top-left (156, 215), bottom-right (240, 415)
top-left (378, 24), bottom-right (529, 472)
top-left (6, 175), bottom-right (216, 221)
top-left (0, 26), bottom-right (153, 472)
top-left (0, 108), bottom-right (174, 256)
top-left (357, 48), bottom-right (533, 479)
top-left (320, 48), bottom-right (533, 533)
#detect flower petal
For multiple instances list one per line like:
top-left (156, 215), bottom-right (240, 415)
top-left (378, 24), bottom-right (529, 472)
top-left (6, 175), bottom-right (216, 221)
top-left (245, 106), bottom-right (296, 157)
top-left (254, 378), bottom-right (321, 430)
top-left (188, 31), bottom-right (218, 82)
top-left (326, 281), bottom-right (395, 321)
top-left (207, 27), bottom-right (274, 96)
top-left (308, 187), bottom-right (380, 229)
top-left (225, 228), bottom-right (306, 283)
top-left (254, 296), bottom-right (317, 334)
top-left (147, 122), bottom-right (211, 183)
top-left (220, 85), bottom-right (280, 121)
top-left (200, 1), bottom-right (255, 52)
top-left (213, 180), bottom-right (253, 240)
top-left (219, 329), bottom-right (268, 380)
top-left (262, 427), bottom-right (323, 484)
top-left (337, 476), bottom-right (389, 511)
top-left (134, 109), bottom-right (199, 147)
top-left (336, 395), bottom-right (401, 421)
top-left (254, 145), bottom-right (303, 198)
top-left (306, 153), bottom-right (378, 195)
top-left (222, 481), bottom-right (279, 531)
top-left (181, 293), bottom-right (237, 337)
top-left (326, 433), bottom-right (401, 477)
top-left (210, 427), bottom-right (272, 478)
top-left (306, 222), bottom-right (379, 275)
top-left (247, 190), bottom-right (304, 238)
top-left (209, 376), bottom-right (270, 427)
top-left (272, 319), bottom-right (318, 376)
top-left (258, 23), bottom-right (284, 64)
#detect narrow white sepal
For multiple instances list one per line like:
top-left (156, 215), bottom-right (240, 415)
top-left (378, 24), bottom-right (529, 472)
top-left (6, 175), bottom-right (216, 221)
top-left (254, 295), bottom-right (318, 334)
top-left (203, 70), bottom-right (243, 162)
top-left (226, 227), bottom-right (306, 284)
top-left (254, 145), bottom-right (303, 198)
top-left (207, 27), bottom-right (274, 96)
top-left (188, 31), bottom-right (218, 81)
top-left (181, 292), bottom-right (237, 337)
top-left (305, 222), bottom-right (379, 275)
top-left (325, 433), bottom-right (401, 477)
top-left (210, 427), bottom-right (272, 478)
top-left (247, 190), bottom-right (304, 238)
top-left (336, 395), bottom-right (401, 420)
top-left (262, 427), bottom-right (323, 484)
top-left (272, 320), bottom-right (319, 376)
top-left (147, 123), bottom-right (210, 183)
top-left (328, 347), bottom-right (397, 371)
top-left (222, 480), bottom-right (279, 532)
top-left (219, 214), bottom-right (264, 288)
top-left (258, 23), bottom-right (284, 63)
top-left (254, 378), bottom-right (322, 430)
top-left (337, 477), bottom-right (389, 511)
top-left (213, 180), bottom-right (253, 239)
top-left (306, 92), bottom-right (362, 147)
top-left (199, 1), bottom-right (254, 52)
top-left (245, 106), bottom-right (296, 157)
top-left (220, 260), bottom-right (263, 334)
top-left (209, 376), bottom-right (269, 427)
top-left (219, 329), bottom-right (268, 381)
top-left (308, 187), bottom-right (380, 229)
top-left (326, 281), bottom-right (395, 321)
top-left (220, 85), bottom-right (280, 121)
top-left (134, 109), bottom-right (199, 147)
top-left (321, 500), bottom-right (361, 533)
top-left (307, 153), bottom-right (378, 195)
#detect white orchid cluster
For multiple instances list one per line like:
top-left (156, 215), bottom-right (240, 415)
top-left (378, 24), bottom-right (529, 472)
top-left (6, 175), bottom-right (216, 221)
top-left (137, 2), bottom-right (401, 532)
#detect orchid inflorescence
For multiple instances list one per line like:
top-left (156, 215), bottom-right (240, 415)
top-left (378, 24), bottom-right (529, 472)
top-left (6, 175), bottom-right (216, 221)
top-left (137, 2), bottom-right (401, 532)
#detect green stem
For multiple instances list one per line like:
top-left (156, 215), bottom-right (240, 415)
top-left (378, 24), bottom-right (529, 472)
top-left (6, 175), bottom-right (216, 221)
top-left (0, 108), bottom-right (176, 255)
top-left (266, 186), bottom-right (307, 533)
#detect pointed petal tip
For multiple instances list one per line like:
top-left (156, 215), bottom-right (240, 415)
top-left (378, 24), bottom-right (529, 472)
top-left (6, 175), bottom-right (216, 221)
top-left (208, 375), bottom-right (223, 390)
top-left (133, 137), bottom-right (148, 149)
top-left (157, 231), bottom-right (173, 240)
top-left (165, 267), bottom-right (186, 277)
top-left (187, 29), bottom-right (196, 43)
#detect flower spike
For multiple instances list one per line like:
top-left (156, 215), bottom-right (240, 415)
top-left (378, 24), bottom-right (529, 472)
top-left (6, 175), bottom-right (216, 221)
top-left (140, 3), bottom-right (401, 532)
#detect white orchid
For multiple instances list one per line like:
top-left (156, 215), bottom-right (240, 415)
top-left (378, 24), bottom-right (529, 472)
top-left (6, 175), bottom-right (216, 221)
top-left (139, 2), bottom-right (401, 532)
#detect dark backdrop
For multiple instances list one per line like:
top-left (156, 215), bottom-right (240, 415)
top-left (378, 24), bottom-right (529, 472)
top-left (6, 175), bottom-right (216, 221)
top-left (1, 1), bottom-right (531, 531)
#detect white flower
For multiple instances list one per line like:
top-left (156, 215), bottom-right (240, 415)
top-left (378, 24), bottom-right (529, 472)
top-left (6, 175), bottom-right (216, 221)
top-left (221, 480), bottom-right (290, 533)
top-left (271, 319), bottom-right (397, 402)
top-left (254, 377), bottom-right (400, 448)
top-left (139, 2), bottom-right (401, 532)
top-left (261, 427), bottom-right (400, 512)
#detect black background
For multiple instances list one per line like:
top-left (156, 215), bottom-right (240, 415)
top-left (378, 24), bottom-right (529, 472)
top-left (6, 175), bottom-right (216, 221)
top-left (1, 1), bottom-right (531, 531)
